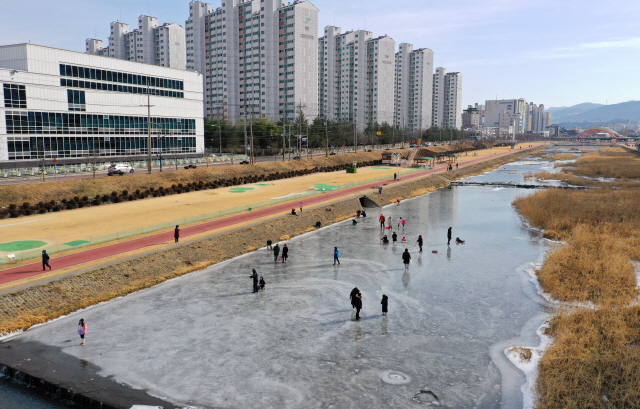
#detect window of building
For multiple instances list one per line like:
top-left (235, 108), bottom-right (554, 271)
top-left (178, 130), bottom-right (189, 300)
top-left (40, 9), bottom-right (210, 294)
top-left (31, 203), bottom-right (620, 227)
top-left (3, 84), bottom-right (27, 108)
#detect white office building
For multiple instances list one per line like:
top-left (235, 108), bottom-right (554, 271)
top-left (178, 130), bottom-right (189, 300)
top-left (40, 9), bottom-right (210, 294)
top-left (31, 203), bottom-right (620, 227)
top-left (394, 43), bottom-right (434, 131)
top-left (86, 16), bottom-right (186, 70)
top-left (195, 0), bottom-right (318, 122)
top-left (318, 26), bottom-right (395, 130)
top-left (0, 44), bottom-right (203, 163)
top-left (484, 98), bottom-right (526, 133)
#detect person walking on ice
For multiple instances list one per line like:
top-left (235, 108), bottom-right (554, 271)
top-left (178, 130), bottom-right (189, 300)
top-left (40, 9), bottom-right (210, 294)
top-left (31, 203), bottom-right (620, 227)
top-left (350, 287), bottom-right (359, 309)
top-left (334, 247), bottom-right (340, 265)
top-left (282, 244), bottom-right (289, 262)
top-left (416, 235), bottom-right (423, 253)
top-left (402, 248), bottom-right (411, 268)
top-left (379, 214), bottom-right (386, 228)
top-left (77, 318), bottom-right (87, 346)
top-left (354, 292), bottom-right (363, 320)
top-left (447, 227), bottom-right (452, 245)
top-left (273, 243), bottom-right (280, 262)
top-left (174, 225), bottom-right (180, 243)
top-left (266, 239), bottom-right (272, 250)
top-left (250, 269), bottom-right (259, 293)
top-left (42, 250), bottom-right (51, 271)
top-left (381, 295), bottom-right (388, 316)
top-left (392, 232), bottom-right (398, 243)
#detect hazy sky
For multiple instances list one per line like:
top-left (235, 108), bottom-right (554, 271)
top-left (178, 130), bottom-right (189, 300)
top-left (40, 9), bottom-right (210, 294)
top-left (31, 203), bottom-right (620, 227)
top-left (1, 0), bottom-right (638, 108)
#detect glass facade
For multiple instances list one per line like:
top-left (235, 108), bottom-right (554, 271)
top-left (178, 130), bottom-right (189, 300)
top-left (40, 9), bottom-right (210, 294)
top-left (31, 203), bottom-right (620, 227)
top-left (3, 84), bottom-right (27, 108)
top-left (7, 135), bottom-right (196, 160)
top-left (59, 64), bottom-right (185, 99)
top-left (67, 89), bottom-right (86, 111)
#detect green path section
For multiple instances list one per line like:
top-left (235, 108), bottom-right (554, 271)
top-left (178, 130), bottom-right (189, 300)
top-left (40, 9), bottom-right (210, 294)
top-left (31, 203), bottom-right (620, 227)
top-left (64, 240), bottom-right (91, 247)
top-left (313, 184), bottom-right (339, 192)
top-left (371, 167), bottom-right (393, 169)
top-left (229, 187), bottom-right (256, 193)
top-left (0, 240), bottom-right (48, 252)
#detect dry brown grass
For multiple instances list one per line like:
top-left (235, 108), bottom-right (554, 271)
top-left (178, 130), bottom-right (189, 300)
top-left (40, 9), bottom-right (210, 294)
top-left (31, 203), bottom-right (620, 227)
top-left (536, 307), bottom-right (640, 409)
top-left (537, 224), bottom-right (639, 306)
top-left (508, 346), bottom-right (533, 361)
top-left (515, 149), bottom-right (640, 408)
top-left (554, 153), bottom-right (576, 160)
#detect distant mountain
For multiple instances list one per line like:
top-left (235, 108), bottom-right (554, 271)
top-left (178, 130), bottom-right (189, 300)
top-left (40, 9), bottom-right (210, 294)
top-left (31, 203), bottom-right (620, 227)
top-left (552, 101), bottom-right (640, 123)
top-left (548, 103), bottom-right (604, 121)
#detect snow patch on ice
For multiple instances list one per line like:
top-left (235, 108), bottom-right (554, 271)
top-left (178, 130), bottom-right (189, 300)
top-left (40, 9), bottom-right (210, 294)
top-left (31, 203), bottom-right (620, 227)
top-left (504, 321), bottom-right (552, 409)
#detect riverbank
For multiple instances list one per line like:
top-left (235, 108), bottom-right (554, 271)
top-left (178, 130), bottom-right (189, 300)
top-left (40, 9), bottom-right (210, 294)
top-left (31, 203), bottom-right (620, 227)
top-left (0, 145), bottom-right (544, 337)
top-left (513, 146), bottom-right (640, 408)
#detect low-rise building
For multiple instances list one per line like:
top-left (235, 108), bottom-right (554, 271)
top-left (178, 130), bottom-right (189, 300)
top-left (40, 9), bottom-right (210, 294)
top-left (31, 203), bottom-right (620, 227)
top-left (0, 43), bottom-right (203, 163)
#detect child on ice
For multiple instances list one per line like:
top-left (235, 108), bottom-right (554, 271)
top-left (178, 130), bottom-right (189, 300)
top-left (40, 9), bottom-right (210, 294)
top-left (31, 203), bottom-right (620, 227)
top-left (78, 318), bottom-right (87, 346)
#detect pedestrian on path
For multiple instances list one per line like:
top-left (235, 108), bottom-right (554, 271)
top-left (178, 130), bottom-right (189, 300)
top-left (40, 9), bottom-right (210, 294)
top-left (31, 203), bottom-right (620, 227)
top-left (393, 173), bottom-right (397, 181)
top-left (354, 293), bottom-right (362, 320)
top-left (282, 244), bottom-right (289, 262)
top-left (416, 235), bottom-right (423, 253)
top-left (378, 186), bottom-right (383, 195)
top-left (250, 268), bottom-right (259, 293)
top-left (77, 318), bottom-right (87, 346)
top-left (334, 247), bottom-right (340, 265)
top-left (447, 227), bottom-right (452, 245)
top-left (174, 225), bottom-right (180, 243)
top-left (266, 239), bottom-right (272, 250)
top-left (456, 163), bottom-right (458, 169)
top-left (273, 243), bottom-right (280, 262)
top-left (42, 250), bottom-right (51, 271)
top-left (402, 249), bottom-right (411, 268)
top-left (381, 295), bottom-right (388, 316)
top-left (300, 202), bottom-right (304, 213)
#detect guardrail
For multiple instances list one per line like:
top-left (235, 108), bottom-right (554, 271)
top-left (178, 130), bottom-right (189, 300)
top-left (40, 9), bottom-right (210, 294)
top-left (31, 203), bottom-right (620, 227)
top-left (1, 167), bottom-right (422, 266)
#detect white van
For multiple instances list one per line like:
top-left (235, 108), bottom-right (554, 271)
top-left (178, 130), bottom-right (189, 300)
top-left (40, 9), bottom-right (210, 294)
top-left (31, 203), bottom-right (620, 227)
top-left (108, 163), bottom-right (135, 176)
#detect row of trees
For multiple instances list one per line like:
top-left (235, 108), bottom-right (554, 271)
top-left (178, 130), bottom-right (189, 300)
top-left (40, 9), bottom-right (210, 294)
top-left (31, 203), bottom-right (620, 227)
top-left (204, 116), bottom-right (472, 155)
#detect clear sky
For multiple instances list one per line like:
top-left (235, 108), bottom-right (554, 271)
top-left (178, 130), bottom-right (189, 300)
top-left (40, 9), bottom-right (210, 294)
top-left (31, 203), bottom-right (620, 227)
top-left (1, 0), bottom-right (638, 109)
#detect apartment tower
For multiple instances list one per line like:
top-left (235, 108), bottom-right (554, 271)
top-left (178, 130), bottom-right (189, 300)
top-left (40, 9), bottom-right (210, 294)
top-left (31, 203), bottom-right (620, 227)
top-left (432, 67), bottom-right (463, 129)
top-left (394, 43), bottom-right (434, 131)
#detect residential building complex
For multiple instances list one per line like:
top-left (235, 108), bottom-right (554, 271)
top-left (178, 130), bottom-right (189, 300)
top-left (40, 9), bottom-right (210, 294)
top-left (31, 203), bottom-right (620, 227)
top-left (86, 16), bottom-right (186, 70)
top-left (0, 44), bottom-right (204, 163)
top-left (318, 26), bottom-right (396, 130)
top-left (524, 102), bottom-right (551, 133)
top-left (187, 0), bottom-right (318, 122)
top-left (462, 105), bottom-right (480, 129)
top-left (394, 43), bottom-right (434, 131)
top-left (432, 67), bottom-right (463, 129)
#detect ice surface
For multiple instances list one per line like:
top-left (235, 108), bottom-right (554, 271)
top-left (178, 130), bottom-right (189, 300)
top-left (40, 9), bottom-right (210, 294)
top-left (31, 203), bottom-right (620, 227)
top-left (11, 158), bottom-right (552, 409)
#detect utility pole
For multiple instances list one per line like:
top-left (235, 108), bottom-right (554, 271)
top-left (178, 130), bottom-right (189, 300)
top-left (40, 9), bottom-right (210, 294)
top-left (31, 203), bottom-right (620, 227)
top-left (218, 125), bottom-right (222, 154)
top-left (325, 118), bottom-right (329, 158)
top-left (249, 106), bottom-right (255, 164)
top-left (139, 86), bottom-right (154, 174)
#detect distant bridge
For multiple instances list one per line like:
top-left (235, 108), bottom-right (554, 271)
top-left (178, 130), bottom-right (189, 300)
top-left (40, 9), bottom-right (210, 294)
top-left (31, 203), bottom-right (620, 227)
top-left (575, 128), bottom-right (621, 141)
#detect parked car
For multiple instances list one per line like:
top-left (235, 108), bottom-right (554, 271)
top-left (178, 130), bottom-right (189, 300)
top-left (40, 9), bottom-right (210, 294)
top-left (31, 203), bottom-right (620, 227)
top-left (184, 164), bottom-right (197, 169)
top-left (292, 156), bottom-right (301, 160)
top-left (108, 163), bottom-right (134, 176)
top-left (239, 160), bottom-right (250, 164)
top-left (329, 152), bottom-right (337, 156)
top-left (410, 143), bottom-right (418, 148)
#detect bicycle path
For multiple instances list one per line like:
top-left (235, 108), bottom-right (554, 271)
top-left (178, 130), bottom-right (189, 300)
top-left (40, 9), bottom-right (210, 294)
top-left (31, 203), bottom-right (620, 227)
top-left (0, 147), bottom-right (534, 285)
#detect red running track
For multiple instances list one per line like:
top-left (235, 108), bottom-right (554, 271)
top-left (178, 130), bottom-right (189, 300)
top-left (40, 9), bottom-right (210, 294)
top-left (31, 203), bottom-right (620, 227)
top-left (0, 147), bottom-right (532, 285)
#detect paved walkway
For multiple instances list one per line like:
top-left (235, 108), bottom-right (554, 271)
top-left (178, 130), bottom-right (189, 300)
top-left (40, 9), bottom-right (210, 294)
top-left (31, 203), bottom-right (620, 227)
top-left (0, 147), bottom-right (536, 285)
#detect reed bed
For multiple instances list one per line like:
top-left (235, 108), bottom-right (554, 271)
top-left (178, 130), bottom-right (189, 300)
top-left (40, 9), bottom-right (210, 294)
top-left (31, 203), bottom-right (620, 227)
top-left (514, 148), bottom-right (640, 408)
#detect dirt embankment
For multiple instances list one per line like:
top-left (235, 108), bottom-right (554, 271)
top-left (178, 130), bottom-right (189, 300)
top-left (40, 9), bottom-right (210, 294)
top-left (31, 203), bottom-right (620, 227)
top-left (0, 146), bottom-right (545, 336)
top-left (0, 151), bottom-right (389, 209)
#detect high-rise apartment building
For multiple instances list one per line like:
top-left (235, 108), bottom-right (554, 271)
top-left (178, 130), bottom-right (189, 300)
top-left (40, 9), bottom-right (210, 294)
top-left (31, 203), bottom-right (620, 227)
top-left (196, 0), bottom-right (318, 122)
top-left (318, 26), bottom-right (395, 130)
top-left (394, 43), bottom-right (434, 131)
top-left (462, 105), bottom-right (480, 129)
top-left (432, 67), bottom-right (463, 129)
top-left (86, 17), bottom-right (186, 70)
top-left (524, 102), bottom-right (550, 134)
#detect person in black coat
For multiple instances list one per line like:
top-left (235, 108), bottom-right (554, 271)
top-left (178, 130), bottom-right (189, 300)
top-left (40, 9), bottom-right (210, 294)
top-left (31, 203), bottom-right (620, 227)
top-left (174, 225), bottom-right (180, 243)
top-left (447, 227), bottom-right (452, 245)
top-left (381, 295), bottom-right (388, 316)
top-left (42, 250), bottom-right (51, 271)
top-left (354, 293), bottom-right (362, 320)
top-left (350, 287), bottom-right (359, 309)
top-left (249, 269), bottom-right (259, 293)
top-left (392, 232), bottom-right (398, 243)
top-left (273, 243), bottom-right (280, 262)
top-left (281, 244), bottom-right (289, 262)
top-left (416, 235), bottom-right (423, 253)
top-left (402, 249), bottom-right (411, 268)
top-left (266, 239), bottom-right (272, 250)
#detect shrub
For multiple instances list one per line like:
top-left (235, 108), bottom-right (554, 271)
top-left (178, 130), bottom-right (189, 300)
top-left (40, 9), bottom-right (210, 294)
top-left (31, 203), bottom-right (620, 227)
top-left (66, 203), bottom-right (75, 210)
top-left (10, 211), bottom-right (19, 218)
top-left (53, 205), bottom-right (61, 212)
top-left (111, 191), bottom-right (118, 197)
top-left (153, 192), bottom-right (159, 197)
top-left (78, 202), bottom-right (84, 208)
top-left (82, 196), bottom-right (89, 202)
top-left (22, 202), bottom-right (30, 210)
top-left (113, 197), bottom-right (121, 203)
top-left (93, 199), bottom-right (101, 206)
top-left (150, 187), bottom-right (155, 192)
top-left (50, 200), bottom-right (56, 206)
top-left (38, 202), bottom-right (45, 208)
top-left (95, 195), bottom-right (101, 200)
top-left (135, 189), bottom-right (141, 195)
top-left (122, 190), bottom-right (128, 196)
top-left (74, 196), bottom-right (80, 202)
top-left (102, 195), bottom-right (110, 202)
top-left (128, 195), bottom-right (135, 201)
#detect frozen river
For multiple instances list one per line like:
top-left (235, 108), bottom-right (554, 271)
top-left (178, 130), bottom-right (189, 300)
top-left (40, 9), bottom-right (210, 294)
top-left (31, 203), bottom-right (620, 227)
top-left (2, 156), bottom-right (555, 409)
